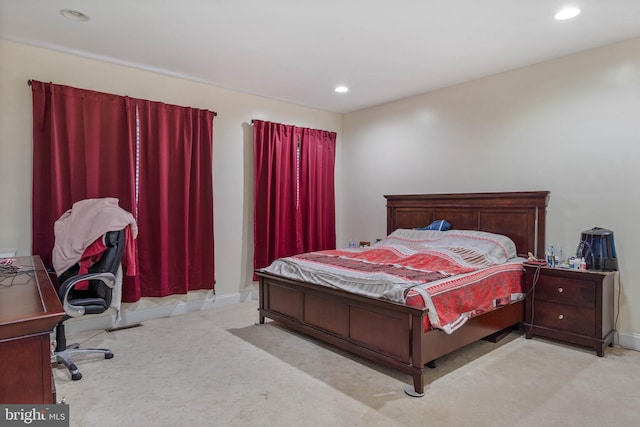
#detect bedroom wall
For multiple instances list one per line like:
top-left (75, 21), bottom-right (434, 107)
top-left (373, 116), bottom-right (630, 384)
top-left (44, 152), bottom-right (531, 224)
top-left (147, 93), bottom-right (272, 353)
top-left (342, 37), bottom-right (640, 348)
top-left (0, 39), bottom-right (343, 325)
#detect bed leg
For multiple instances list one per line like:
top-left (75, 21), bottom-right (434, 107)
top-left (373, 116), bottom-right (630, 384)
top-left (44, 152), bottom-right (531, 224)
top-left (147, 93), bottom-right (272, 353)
top-left (255, 310), bottom-right (266, 326)
top-left (404, 369), bottom-right (425, 397)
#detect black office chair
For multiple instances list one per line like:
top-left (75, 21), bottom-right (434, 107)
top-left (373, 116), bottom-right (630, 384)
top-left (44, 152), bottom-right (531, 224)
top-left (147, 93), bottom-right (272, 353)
top-left (53, 230), bottom-right (125, 380)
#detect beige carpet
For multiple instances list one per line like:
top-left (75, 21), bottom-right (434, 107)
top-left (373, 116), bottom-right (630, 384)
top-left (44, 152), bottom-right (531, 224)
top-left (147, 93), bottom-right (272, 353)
top-left (54, 300), bottom-right (640, 427)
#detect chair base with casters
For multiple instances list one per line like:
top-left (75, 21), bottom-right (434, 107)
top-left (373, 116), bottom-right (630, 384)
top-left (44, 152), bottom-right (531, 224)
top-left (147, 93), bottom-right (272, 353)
top-left (53, 230), bottom-right (125, 381)
top-left (53, 323), bottom-right (114, 381)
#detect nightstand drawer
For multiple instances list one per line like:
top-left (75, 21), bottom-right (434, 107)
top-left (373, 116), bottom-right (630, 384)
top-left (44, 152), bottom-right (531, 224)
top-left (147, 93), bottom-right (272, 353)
top-left (532, 300), bottom-right (595, 337)
top-left (534, 275), bottom-right (595, 308)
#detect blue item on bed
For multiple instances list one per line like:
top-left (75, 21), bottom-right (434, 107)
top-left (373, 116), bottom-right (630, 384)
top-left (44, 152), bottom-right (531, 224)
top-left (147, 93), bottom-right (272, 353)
top-left (415, 219), bottom-right (451, 231)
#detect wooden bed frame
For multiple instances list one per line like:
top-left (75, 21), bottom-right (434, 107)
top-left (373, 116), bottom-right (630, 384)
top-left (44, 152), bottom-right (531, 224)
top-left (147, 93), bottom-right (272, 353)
top-left (256, 191), bottom-right (550, 396)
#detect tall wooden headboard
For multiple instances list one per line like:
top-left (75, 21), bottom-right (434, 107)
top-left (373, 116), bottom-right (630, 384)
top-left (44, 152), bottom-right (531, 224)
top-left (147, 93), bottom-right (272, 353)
top-left (385, 191), bottom-right (550, 258)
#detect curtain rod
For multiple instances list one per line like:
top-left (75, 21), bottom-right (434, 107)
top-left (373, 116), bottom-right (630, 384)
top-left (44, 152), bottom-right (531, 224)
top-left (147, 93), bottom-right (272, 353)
top-left (252, 120), bottom-right (337, 136)
top-left (27, 80), bottom-right (217, 116)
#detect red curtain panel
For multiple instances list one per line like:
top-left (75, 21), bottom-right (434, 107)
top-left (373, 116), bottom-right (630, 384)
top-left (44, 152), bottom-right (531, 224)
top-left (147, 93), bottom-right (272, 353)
top-left (31, 81), bottom-right (137, 268)
top-left (135, 100), bottom-right (215, 297)
top-left (299, 127), bottom-right (337, 252)
top-left (253, 120), bottom-right (336, 276)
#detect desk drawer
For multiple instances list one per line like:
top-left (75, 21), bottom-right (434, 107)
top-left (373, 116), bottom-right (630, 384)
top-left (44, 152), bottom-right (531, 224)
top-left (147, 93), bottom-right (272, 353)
top-left (535, 275), bottom-right (595, 308)
top-left (532, 300), bottom-right (595, 337)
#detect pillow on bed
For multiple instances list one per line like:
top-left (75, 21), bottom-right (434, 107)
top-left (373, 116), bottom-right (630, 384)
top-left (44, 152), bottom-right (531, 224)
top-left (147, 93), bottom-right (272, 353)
top-left (415, 219), bottom-right (451, 231)
top-left (387, 228), bottom-right (518, 263)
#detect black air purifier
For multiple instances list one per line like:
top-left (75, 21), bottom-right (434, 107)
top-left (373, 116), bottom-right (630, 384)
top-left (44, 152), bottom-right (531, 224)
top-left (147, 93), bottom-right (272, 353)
top-left (576, 227), bottom-right (618, 271)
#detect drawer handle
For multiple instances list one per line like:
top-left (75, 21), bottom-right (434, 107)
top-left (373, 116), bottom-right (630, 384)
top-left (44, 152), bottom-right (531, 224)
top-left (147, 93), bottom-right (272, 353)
top-left (557, 287), bottom-right (563, 293)
top-left (558, 314), bottom-right (564, 320)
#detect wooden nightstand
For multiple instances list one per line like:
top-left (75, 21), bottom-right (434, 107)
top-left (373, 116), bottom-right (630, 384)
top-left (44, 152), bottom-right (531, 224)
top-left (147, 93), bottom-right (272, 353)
top-left (523, 264), bottom-right (616, 356)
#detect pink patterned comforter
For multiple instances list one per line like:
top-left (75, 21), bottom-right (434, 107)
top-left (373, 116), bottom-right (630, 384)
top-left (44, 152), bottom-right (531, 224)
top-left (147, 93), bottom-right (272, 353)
top-left (261, 229), bottom-right (526, 334)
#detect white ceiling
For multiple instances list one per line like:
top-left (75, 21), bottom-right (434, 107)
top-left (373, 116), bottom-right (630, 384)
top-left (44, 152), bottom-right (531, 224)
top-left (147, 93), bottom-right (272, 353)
top-left (2, 0), bottom-right (640, 113)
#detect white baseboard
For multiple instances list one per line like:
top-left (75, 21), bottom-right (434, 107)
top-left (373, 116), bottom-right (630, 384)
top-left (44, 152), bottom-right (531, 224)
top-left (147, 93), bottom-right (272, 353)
top-left (0, 248), bottom-right (17, 258)
top-left (617, 331), bottom-right (640, 352)
top-left (64, 289), bottom-right (259, 336)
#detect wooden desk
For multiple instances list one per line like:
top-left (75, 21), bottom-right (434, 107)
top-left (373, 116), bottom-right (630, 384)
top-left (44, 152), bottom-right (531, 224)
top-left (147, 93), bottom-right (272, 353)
top-left (0, 256), bottom-right (65, 403)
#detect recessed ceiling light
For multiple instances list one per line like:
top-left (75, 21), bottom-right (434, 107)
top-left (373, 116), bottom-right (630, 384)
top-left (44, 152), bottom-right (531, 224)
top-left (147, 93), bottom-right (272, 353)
top-left (554, 7), bottom-right (580, 20)
top-left (335, 86), bottom-right (349, 93)
top-left (61, 9), bottom-right (90, 22)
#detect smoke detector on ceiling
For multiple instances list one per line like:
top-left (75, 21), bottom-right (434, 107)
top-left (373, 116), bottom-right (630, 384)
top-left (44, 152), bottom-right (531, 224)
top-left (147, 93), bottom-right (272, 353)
top-left (60, 9), bottom-right (90, 22)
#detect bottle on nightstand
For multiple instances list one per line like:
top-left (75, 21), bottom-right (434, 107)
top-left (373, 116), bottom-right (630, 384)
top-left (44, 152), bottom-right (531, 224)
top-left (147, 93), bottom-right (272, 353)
top-left (545, 245), bottom-right (554, 267)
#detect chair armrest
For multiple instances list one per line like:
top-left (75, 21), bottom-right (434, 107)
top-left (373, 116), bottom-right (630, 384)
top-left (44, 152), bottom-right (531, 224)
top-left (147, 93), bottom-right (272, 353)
top-left (59, 272), bottom-right (116, 318)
